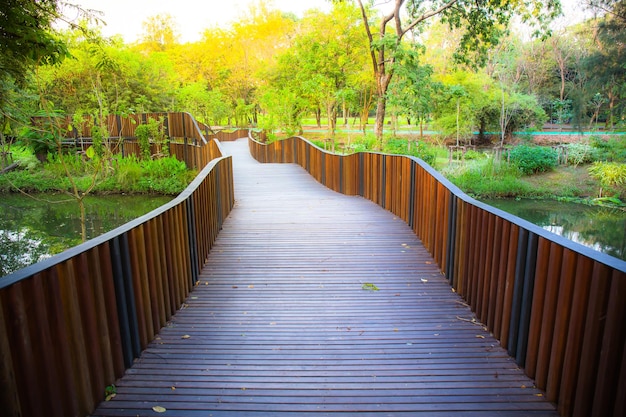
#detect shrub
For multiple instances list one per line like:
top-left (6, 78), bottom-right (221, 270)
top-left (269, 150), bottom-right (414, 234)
top-left (507, 145), bottom-right (558, 175)
top-left (445, 158), bottom-right (529, 198)
top-left (591, 136), bottom-right (626, 162)
top-left (408, 141), bottom-right (437, 166)
top-left (588, 162), bottom-right (626, 197)
top-left (565, 143), bottom-right (598, 165)
top-left (141, 157), bottom-right (187, 179)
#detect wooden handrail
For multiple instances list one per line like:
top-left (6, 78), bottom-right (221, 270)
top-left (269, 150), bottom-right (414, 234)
top-left (0, 124), bottom-right (236, 416)
top-left (248, 133), bottom-right (626, 417)
top-left (31, 112), bottom-right (249, 170)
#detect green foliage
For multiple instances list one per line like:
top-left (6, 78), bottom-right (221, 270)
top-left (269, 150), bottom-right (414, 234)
top-left (348, 133), bottom-right (378, 153)
top-left (135, 124), bottom-right (152, 160)
top-left (91, 125), bottom-right (107, 159)
top-left (0, 0), bottom-right (70, 86)
top-left (452, 149), bottom-right (486, 161)
top-left (19, 126), bottom-right (58, 159)
top-left (362, 282), bottom-right (379, 291)
top-left (591, 136), bottom-right (626, 162)
top-left (588, 162), bottom-right (626, 197)
top-left (564, 143), bottom-right (598, 165)
top-left (134, 118), bottom-right (167, 160)
top-left (12, 147), bottom-right (40, 170)
top-left (507, 145), bottom-right (558, 175)
top-left (445, 158), bottom-right (529, 198)
top-left (383, 138), bottom-right (438, 166)
top-left (0, 154), bottom-right (193, 195)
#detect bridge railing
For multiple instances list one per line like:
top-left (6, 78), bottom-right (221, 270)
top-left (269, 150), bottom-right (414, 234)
top-left (31, 112), bottom-right (249, 170)
top-left (248, 133), bottom-right (626, 417)
top-left (0, 131), bottom-right (235, 417)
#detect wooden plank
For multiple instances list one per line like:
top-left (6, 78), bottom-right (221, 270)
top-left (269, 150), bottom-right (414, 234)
top-left (92, 139), bottom-right (557, 417)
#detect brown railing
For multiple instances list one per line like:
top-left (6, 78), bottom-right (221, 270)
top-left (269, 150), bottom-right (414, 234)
top-left (248, 133), bottom-right (626, 417)
top-left (32, 112), bottom-right (248, 170)
top-left (0, 124), bottom-right (237, 416)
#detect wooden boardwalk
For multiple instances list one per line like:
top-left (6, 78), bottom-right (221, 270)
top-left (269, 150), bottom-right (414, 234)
top-left (92, 139), bottom-right (558, 416)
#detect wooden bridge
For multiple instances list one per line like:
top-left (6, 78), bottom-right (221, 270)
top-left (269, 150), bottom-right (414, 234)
top-left (1, 113), bottom-right (625, 417)
top-left (90, 139), bottom-right (557, 416)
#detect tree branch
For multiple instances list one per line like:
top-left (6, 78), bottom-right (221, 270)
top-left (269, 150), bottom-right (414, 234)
top-left (401, 0), bottom-right (460, 37)
top-left (356, 0), bottom-right (378, 74)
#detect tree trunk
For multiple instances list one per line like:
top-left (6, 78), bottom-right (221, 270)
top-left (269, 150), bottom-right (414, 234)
top-left (79, 197), bottom-right (87, 242)
top-left (374, 95), bottom-right (386, 148)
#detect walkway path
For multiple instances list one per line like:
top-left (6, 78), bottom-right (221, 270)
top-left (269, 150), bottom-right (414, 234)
top-left (92, 139), bottom-right (558, 416)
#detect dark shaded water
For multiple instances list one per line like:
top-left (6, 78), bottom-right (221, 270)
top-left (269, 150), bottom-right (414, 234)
top-left (0, 193), bottom-right (172, 276)
top-left (482, 199), bottom-right (626, 261)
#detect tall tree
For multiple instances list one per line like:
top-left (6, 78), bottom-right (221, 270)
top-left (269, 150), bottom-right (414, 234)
top-left (138, 13), bottom-right (180, 52)
top-left (338, 0), bottom-right (561, 146)
top-left (582, 0), bottom-right (626, 128)
top-left (0, 0), bottom-right (71, 86)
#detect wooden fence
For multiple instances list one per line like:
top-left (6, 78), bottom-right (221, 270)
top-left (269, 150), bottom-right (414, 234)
top-left (248, 133), bottom-right (626, 417)
top-left (0, 123), bottom-right (236, 416)
top-left (31, 112), bottom-right (248, 171)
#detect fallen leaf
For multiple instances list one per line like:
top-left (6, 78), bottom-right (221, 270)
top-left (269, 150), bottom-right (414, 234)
top-left (362, 282), bottom-right (379, 291)
top-left (535, 393), bottom-right (544, 397)
top-left (475, 335), bottom-right (485, 339)
top-left (171, 387), bottom-right (176, 390)
top-left (152, 406), bottom-right (166, 413)
top-left (181, 335), bottom-right (191, 339)
top-left (421, 278), bottom-right (428, 283)
top-left (105, 393), bottom-right (116, 401)
top-left (248, 285), bottom-right (254, 289)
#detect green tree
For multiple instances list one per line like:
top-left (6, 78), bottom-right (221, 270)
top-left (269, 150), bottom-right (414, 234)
top-left (580, 1), bottom-right (626, 128)
top-left (387, 45), bottom-right (439, 140)
top-left (0, 0), bottom-right (72, 86)
top-left (337, 0), bottom-right (561, 146)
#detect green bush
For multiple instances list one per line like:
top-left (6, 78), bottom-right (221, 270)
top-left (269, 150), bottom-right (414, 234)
top-left (141, 157), bottom-right (187, 178)
top-left (507, 145), bottom-right (558, 175)
top-left (445, 158), bottom-right (529, 198)
top-left (591, 136), bottom-right (626, 162)
top-left (565, 143), bottom-right (598, 165)
top-left (408, 141), bottom-right (437, 166)
top-left (1, 153), bottom-right (194, 195)
top-left (588, 161), bottom-right (626, 197)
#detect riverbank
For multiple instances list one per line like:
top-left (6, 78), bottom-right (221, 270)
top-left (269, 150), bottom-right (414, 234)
top-left (0, 149), bottom-right (196, 195)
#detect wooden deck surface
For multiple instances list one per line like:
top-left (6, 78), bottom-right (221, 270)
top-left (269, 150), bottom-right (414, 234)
top-left (92, 139), bottom-right (558, 416)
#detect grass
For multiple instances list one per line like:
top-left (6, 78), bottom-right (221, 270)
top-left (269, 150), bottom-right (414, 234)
top-left (520, 166), bottom-right (599, 199)
top-left (0, 150), bottom-right (196, 195)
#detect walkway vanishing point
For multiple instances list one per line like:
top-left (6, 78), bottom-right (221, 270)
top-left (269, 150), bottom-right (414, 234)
top-left (92, 139), bottom-right (558, 416)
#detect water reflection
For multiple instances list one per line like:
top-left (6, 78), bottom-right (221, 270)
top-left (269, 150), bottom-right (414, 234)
top-left (482, 199), bottom-right (626, 261)
top-left (0, 194), bottom-right (172, 276)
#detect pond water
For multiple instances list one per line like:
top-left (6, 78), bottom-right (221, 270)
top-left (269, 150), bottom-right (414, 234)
top-left (482, 199), bottom-right (626, 261)
top-left (0, 193), bottom-right (172, 277)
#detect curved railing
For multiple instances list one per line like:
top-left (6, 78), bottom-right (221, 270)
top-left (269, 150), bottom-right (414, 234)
top-left (32, 112), bottom-right (249, 170)
top-left (248, 133), bottom-right (626, 417)
top-left (0, 128), bottom-right (236, 417)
